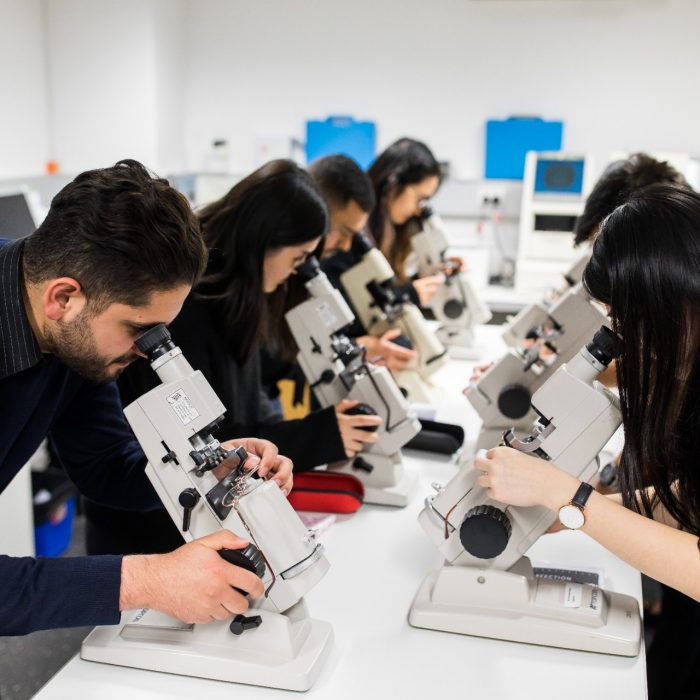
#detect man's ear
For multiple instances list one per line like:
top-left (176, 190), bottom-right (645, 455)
top-left (43, 278), bottom-right (86, 322)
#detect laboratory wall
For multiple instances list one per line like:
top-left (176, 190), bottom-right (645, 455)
top-left (0, 0), bottom-right (50, 179)
top-left (182, 0), bottom-right (700, 177)
top-left (1, 0), bottom-right (699, 178)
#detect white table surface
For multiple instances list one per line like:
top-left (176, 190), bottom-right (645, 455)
top-left (35, 325), bottom-right (647, 699)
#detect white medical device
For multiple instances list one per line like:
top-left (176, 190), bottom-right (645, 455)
top-left (410, 327), bottom-right (641, 656)
top-left (81, 325), bottom-right (332, 691)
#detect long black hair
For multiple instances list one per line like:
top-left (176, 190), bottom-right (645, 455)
top-left (197, 160), bottom-right (328, 364)
top-left (583, 183), bottom-right (700, 534)
top-left (367, 138), bottom-right (441, 280)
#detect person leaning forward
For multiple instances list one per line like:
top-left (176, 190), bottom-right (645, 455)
top-left (0, 160), bottom-right (292, 635)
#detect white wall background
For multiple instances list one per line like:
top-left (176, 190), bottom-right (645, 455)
top-left (0, 0), bottom-right (50, 178)
top-left (1, 0), bottom-right (699, 178)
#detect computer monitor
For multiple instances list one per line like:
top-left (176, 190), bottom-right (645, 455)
top-left (0, 190), bottom-right (38, 240)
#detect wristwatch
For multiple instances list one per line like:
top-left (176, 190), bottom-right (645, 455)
top-left (558, 482), bottom-right (594, 530)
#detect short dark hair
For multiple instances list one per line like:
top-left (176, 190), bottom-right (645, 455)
top-left (308, 155), bottom-right (375, 213)
top-left (573, 153), bottom-right (689, 246)
top-left (23, 159), bottom-right (206, 309)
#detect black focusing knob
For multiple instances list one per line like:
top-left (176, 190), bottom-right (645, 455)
top-left (352, 456), bottom-right (374, 473)
top-left (229, 614), bottom-right (263, 636)
top-left (497, 384), bottom-right (532, 420)
top-left (459, 505), bottom-right (512, 559)
top-left (344, 403), bottom-right (379, 432)
top-left (391, 334), bottom-right (413, 350)
top-left (219, 543), bottom-right (266, 580)
top-left (178, 487), bottom-right (200, 532)
top-left (443, 299), bottom-right (465, 319)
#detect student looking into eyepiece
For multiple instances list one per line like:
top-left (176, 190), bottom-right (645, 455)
top-left (85, 160), bottom-right (382, 556)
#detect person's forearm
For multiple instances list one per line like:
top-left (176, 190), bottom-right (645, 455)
top-left (120, 555), bottom-right (155, 610)
top-left (543, 475), bottom-right (700, 601)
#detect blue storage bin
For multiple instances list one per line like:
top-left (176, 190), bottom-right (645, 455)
top-left (305, 116), bottom-right (376, 170)
top-left (32, 469), bottom-right (77, 557)
top-left (485, 116), bottom-right (563, 180)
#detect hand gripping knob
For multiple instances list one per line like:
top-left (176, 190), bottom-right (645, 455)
top-left (459, 505), bottom-right (512, 559)
top-left (344, 402), bottom-right (379, 432)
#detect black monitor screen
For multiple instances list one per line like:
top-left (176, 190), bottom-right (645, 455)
top-left (0, 193), bottom-right (36, 240)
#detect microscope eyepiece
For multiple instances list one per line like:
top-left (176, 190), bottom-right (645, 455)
top-left (354, 233), bottom-right (374, 255)
top-left (135, 324), bottom-right (177, 362)
top-left (420, 205), bottom-right (434, 220)
top-left (297, 256), bottom-right (321, 281)
top-left (585, 326), bottom-right (619, 367)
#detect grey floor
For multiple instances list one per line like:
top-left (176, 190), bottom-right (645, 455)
top-left (0, 516), bottom-right (91, 700)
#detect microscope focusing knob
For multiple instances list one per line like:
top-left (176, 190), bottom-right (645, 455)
top-left (459, 505), bottom-right (512, 559)
top-left (229, 614), bottom-right (263, 636)
top-left (219, 543), bottom-right (267, 581)
top-left (497, 384), bottom-right (532, 420)
top-left (178, 488), bottom-right (200, 532)
top-left (443, 299), bottom-right (465, 319)
top-left (352, 456), bottom-right (375, 473)
top-left (344, 403), bottom-right (379, 432)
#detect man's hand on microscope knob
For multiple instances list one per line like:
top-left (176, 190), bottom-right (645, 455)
top-left (119, 530), bottom-right (264, 624)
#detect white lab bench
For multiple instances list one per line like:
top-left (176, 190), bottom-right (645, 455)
top-left (35, 325), bottom-right (646, 699)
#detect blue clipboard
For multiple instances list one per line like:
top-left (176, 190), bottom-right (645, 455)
top-left (305, 116), bottom-right (376, 170)
top-left (485, 116), bottom-right (563, 180)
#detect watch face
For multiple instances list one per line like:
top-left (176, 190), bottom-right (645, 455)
top-left (559, 504), bottom-right (585, 530)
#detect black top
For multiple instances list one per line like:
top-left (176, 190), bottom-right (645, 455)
top-left (0, 239), bottom-right (158, 634)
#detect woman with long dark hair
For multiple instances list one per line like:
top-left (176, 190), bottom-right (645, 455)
top-left (475, 183), bottom-right (700, 605)
top-left (367, 138), bottom-right (445, 306)
top-left (85, 160), bottom-right (381, 555)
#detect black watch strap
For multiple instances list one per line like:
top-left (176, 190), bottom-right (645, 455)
top-left (571, 482), bottom-right (593, 508)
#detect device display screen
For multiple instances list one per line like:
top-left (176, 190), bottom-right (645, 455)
top-left (0, 194), bottom-right (36, 239)
top-left (534, 159), bottom-right (585, 195)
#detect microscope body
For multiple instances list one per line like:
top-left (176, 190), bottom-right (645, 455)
top-left (81, 327), bottom-right (332, 691)
top-left (503, 254), bottom-right (591, 348)
top-left (340, 240), bottom-right (447, 403)
top-left (411, 213), bottom-right (492, 356)
top-left (285, 260), bottom-right (421, 506)
top-left (410, 328), bottom-right (641, 656)
top-left (466, 282), bottom-right (607, 451)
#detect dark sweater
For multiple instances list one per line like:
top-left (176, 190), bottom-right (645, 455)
top-left (0, 239), bottom-right (158, 635)
top-left (84, 294), bottom-right (347, 555)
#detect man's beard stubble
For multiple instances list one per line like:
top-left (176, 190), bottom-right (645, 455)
top-left (44, 312), bottom-right (134, 384)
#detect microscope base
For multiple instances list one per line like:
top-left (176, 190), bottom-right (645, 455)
top-left (409, 561), bottom-right (641, 657)
top-left (361, 466), bottom-right (418, 507)
top-left (81, 600), bottom-right (333, 691)
top-left (437, 327), bottom-right (482, 360)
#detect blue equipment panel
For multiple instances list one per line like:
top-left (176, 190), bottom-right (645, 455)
top-left (305, 116), bottom-right (376, 170)
top-left (485, 116), bottom-right (563, 180)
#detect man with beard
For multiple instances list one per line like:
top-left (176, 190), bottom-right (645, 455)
top-left (0, 160), bottom-right (292, 635)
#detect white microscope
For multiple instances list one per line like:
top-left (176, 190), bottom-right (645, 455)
top-left (466, 282), bottom-right (607, 451)
top-left (340, 234), bottom-right (448, 403)
top-left (411, 208), bottom-right (492, 358)
top-left (409, 326), bottom-right (641, 656)
top-left (81, 325), bottom-right (333, 691)
top-left (285, 257), bottom-right (422, 507)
